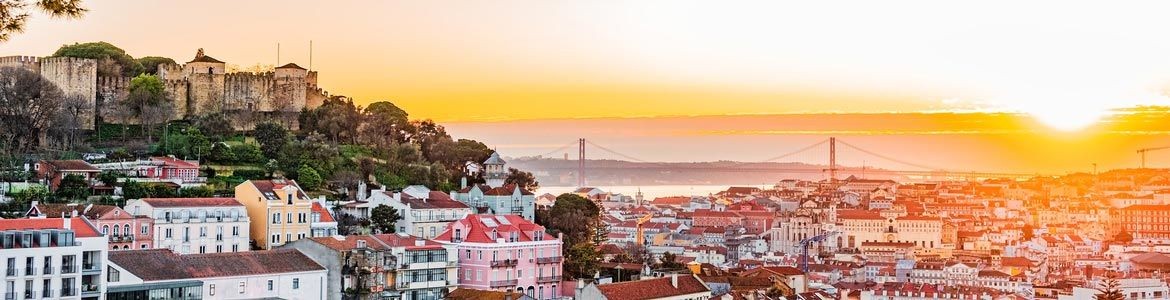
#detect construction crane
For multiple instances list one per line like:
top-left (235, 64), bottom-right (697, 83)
top-left (1137, 146), bottom-right (1170, 169)
top-left (634, 213), bottom-right (654, 246)
top-left (794, 231), bottom-right (839, 272)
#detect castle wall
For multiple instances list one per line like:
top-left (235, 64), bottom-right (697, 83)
top-left (224, 72), bottom-right (275, 112)
top-left (97, 76), bottom-right (130, 123)
top-left (186, 73), bottom-right (225, 116)
top-left (40, 57), bottom-right (98, 130)
top-left (164, 79), bottom-right (189, 119)
top-left (0, 56), bottom-right (42, 72)
top-left (157, 63), bottom-right (184, 81)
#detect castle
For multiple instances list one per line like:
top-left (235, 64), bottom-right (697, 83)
top-left (0, 49), bottom-right (328, 130)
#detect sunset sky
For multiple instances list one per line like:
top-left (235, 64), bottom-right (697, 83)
top-left (8, 1), bottom-right (1170, 172)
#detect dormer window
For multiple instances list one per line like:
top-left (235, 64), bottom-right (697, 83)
top-left (356, 240), bottom-right (366, 248)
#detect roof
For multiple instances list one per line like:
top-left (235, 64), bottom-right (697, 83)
top-left (311, 202), bottom-right (335, 222)
top-left (187, 50), bottom-right (224, 64)
top-left (28, 203), bottom-right (120, 220)
top-left (0, 218), bottom-right (101, 238)
top-left (594, 274), bottom-right (711, 300)
top-left (484, 151), bottom-right (505, 165)
top-left (42, 160), bottom-right (98, 171)
top-left (306, 235), bottom-right (391, 251)
top-left (109, 248), bottom-right (324, 281)
top-left (447, 289), bottom-right (531, 300)
top-left (399, 191), bottom-right (471, 209)
top-left (151, 156), bottom-right (199, 169)
top-left (434, 214), bottom-right (555, 244)
top-left (246, 179), bottom-right (308, 200)
top-left (651, 196), bottom-right (691, 206)
top-left (140, 198), bottom-right (243, 208)
top-left (275, 63), bottom-right (306, 70)
top-left (836, 210), bottom-right (885, 220)
top-left (483, 184), bottom-right (534, 196)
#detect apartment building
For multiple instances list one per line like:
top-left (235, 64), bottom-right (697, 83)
top-left (236, 180), bottom-right (314, 249)
top-left (0, 218), bottom-right (107, 300)
top-left (107, 248), bottom-right (326, 300)
top-left (366, 186), bottom-right (472, 239)
top-left (435, 214), bottom-right (562, 300)
top-left (124, 198), bottom-right (250, 254)
top-left (286, 234), bottom-right (458, 300)
top-left (27, 202), bottom-right (154, 250)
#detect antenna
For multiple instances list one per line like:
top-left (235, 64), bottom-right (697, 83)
top-left (277, 43), bottom-right (281, 65)
top-left (309, 40), bottom-right (313, 71)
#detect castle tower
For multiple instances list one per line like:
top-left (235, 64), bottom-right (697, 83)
top-left (273, 63), bottom-right (309, 113)
top-left (484, 151), bottom-right (507, 188)
top-left (182, 48), bottom-right (226, 116)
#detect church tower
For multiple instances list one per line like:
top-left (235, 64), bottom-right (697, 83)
top-left (484, 151), bottom-right (507, 188)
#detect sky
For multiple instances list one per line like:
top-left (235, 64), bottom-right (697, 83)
top-left (8, 1), bottom-right (1170, 172)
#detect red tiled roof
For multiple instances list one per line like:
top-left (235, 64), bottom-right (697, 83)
top-left (0, 218), bottom-right (101, 238)
top-left (247, 179), bottom-right (308, 200)
top-left (483, 184), bottom-right (534, 196)
top-left (42, 160), bottom-right (98, 171)
top-left (372, 234), bottom-right (443, 250)
top-left (836, 210), bottom-right (885, 220)
top-left (306, 235), bottom-right (391, 251)
top-left (434, 214), bottom-right (555, 244)
top-left (28, 203), bottom-right (123, 220)
top-left (311, 202), bottom-right (335, 223)
top-left (151, 156), bottom-right (199, 169)
top-left (109, 248), bottom-right (323, 281)
top-left (651, 196), bottom-right (690, 205)
top-left (140, 198), bottom-right (243, 208)
top-left (595, 275), bottom-right (710, 300)
top-left (399, 191), bottom-right (470, 209)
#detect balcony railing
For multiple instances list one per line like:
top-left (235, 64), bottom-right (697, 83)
top-left (81, 284), bottom-right (100, 294)
top-left (489, 279), bottom-right (518, 288)
top-left (60, 265), bottom-right (76, 274)
top-left (21, 291), bottom-right (34, 300)
top-left (490, 259), bottom-right (518, 268)
top-left (81, 263), bottom-right (100, 273)
top-left (5, 268), bottom-right (13, 277)
top-left (108, 234), bottom-right (135, 243)
top-left (60, 288), bottom-right (76, 297)
top-left (23, 267), bottom-right (34, 276)
top-left (536, 257), bottom-right (563, 264)
top-left (39, 290), bottom-right (50, 299)
top-left (397, 282), bottom-right (410, 290)
top-left (537, 276), bottom-right (560, 283)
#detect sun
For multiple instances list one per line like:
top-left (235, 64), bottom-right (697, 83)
top-left (1026, 107), bottom-right (1104, 132)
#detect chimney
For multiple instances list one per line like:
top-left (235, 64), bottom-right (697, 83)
top-left (62, 216), bottom-right (71, 230)
top-left (461, 177), bottom-right (468, 189)
top-left (670, 273), bottom-right (678, 288)
top-left (415, 239), bottom-right (425, 247)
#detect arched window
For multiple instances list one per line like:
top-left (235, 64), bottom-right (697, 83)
top-left (112, 225), bottom-right (119, 236)
top-left (124, 224), bottom-right (131, 236)
top-left (102, 225), bottom-right (109, 235)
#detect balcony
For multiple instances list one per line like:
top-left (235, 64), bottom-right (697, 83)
top-left (537, 276), bottom-right (560, 284)
top-left (490, 259), bottom-right (518, 268)
top-left (23, 267), bottom-right (35, 276)
top-left (60, 265), bottom-right (76, 274)
top-left (109, 234), bottom-right (135, 243)
top-left (81, 284), bottom-right (100, 295)
top-left (489, 279), bottom-right (518, 288)
top-left (60, 288), bottom-right (76, 297)
top-left (5, 268), bottom-right (13, 277)
top-left (40, 290), bottom-right (50, 299)
top-left (81, 263), bottom-right (100, 274)
top-left (21, 291), bottom-right (34, 299)
top-left (536, 257), bottom-right (563, 264)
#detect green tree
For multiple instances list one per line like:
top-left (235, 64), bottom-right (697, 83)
top-left (505, 168), bottom-right (539, 192)
top-left (54, 174), bottom-right (90, 201)
top-left (124, 74), bottom-right (172, 144)
top-left (231, 144), bottom-right (265, 164)
top-left (179, 186), bottom-right (215, 197)
top-left (301, 96), bottom-right (362, 144)
top-left (96, 170), bottom-right (121, 186)
top-left (360, 101), bottom-right (410, 147)
top-left (9, 185), bottom-right (49, 206)
top-left (0, 1), bottom-right (87, 42)
top-left (209, 143), bottom-right (235, 163)
top-left (194, 113), bottom-right (235, 140)
top-left (136, 56), bottom-right (175, 75)
top-left (121, 180), bottom-right (148, 200)
top-left (254, 122), bottom-right (288, 159)
top-left (1095, 273), bottom-right (1125, 300)
top-left (540, 193), bottom-right (601, 248)
top-left (564, 242), bottom-right (600, 280)
top-left (52, 41), bottom-right (142, 76)
top-left (369, 204), bottom-right (401, 234)
top-left (297, 164), bottom-right (323, 191)
top-left (657, 252), bottom-right (684, 270)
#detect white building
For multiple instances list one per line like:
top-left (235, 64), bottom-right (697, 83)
top-left (124, 198), bottom-right (251, 254)
top-left (107, 248), bottom-right (326, 300)
top-left (0, 217), bottom-right (108, 300)
top-left (364, 186), bottom-right (472, 239)
top-left (1059, 278), bottom-right (1169, 300)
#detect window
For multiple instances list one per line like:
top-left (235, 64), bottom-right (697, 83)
top-left (165, 228), bottom-right (173, 238)
top-left (141, 225), bottom-right (148, 235)
top-left (238, 281), bottom-right (246, 294)
top-left (293, 278), bottom-right (300, 289)
top-left (233, 226), bottom-right (240, 236)
top-left (102, 225), bottom-right (109, 235)
top-left (209, 284), bottom-right (215, 296)
top-left (216, 245), bottom-right (223, 253)
top-left (109, 268), bottom-right (120, 282)
top-left (287, 213), bottom-right (292, 224)
top-left (272, 213), bottom-right (280, 224)
top-left (232, 244), bottom-right (239, 252)
top-left (465, 250), bottom-right (471, 259)
top-left (267, 280), bottom-right (273, 291)
top-left (199, 246), bottom-right (206, 254)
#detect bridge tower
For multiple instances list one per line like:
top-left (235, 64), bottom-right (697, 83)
top-left (578, 138), bottom-right (586, 187)
top-left (829, 137), bottom-right (837, 183)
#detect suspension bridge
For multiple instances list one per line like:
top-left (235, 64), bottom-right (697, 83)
top-left (528, 137), bottom-right (1043, 186)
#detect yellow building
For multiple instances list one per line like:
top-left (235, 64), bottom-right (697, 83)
top-left (235, 179), bottom-right (314, 249)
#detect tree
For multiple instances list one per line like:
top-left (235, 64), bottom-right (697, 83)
top-left (51, 41), bottom-right (142, 77)
top-left (1022, 224), bottom-right (1035, 241)
top-left (54, 94), bottom-right (92, 151)
top-left (1095, 273), bottom-right (1125, 300)
top-left (124, 74), bottom-right (171, 144)
top-left (194, 113), bottom-right (235, 140)
top-left (301, 96), bottom-right (362, 144)
top-left (0, 0), bottom-right (87, 42)
top-left (136, 56), bottom-right (175, 75)
top-left (209, 143), bottom-right (235, 163)
top-left (657, 252), bottom-right (684, 270)
top-left (254, 122), bottom-right (288, 159)
top-left (505, 168), bottom-right (539, 192)
top-left (0, 67), bottom-right (64, 154)
top-left (179, 186), bottom-right (214, 197)
top-left (297, 164), bottom-right (323, 191)
top-left (231, 144), bottom-right (265, 164)
top-left (96, 171), bottom-right (120, 187)
top-left (183, 128), bottom-right (211, 161)
top-left (369, 205), bottom-right (400, 234)
top-left (564, 242), bottom-right (600, 280)
top-left (1114, 230), bottom-right (1134, 244)
top-left (540, 193), bottom-right (601, 248)
top-left (360, 101), bottom-right (410, 147)
top-left (55, 174), bottom-right (90, 201)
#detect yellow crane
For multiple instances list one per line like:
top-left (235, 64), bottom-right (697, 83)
top-left (635, 213), bottom-right (654, 246)
top-left (1138, 146), bottom-right (1170, 169)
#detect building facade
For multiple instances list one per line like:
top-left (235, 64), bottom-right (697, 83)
top-left (107, 248), bottom-right (326, 300)
top-left (368, 187), bottom-right (472, 239)
top-left (27, 203), bottom-right (155, 251)
top-left (434, 214), bottom-right (562, 300)
top-left (124, 198), bottom-right (250, 254)
top-left (235, 180), bottom-right (314, 250)
top-left (0, 217), bottom-right (108, 300)
top-left (287, 234), bottom-right (459, 300)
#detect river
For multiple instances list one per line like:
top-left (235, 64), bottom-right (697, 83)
top-left (538, 184), bottom-right (769, 199)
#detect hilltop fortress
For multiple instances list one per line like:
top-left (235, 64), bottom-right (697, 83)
top-left (0, 49), bottom-right (328, 130)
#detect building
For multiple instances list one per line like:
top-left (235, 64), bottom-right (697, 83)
top-left (434, 214), bottom-right (562, 299)
top-left (235, 179), bottom-right (314, 249)
top-left (310, 201), bottom-right (339, 237)
top-left (34, 160), bottom-right (99, 191)
top-left (286, 234), bottom-right (459, 300)
top-left (0, 217), bottom-right (108, 300)
top-left (1117, 205), bottom-right (1170, 240)
top-left (453, 152), bottom-right (536, 220)
top-left (573, 274), bottom-right (713, 300)
top-left (370, 187), bottom-right (472, 239)
top-left (124, 198), bottom-right (250, 254)
top-left (27, 202), bottom-right (155, 250)
top-left (106, 248), bottom-right (326, 300)
top-left (91, 156), bottom-right (205, 186)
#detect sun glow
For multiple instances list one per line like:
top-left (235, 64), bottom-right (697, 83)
top-left (1026, 107), bottom-right (1104, 132)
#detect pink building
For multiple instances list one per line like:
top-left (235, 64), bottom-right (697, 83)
top-left (150, 156), bottom-right (201, 181)
top-left (25, 202), bottom-right (154, 250)
top-left (434, 214), bottom-right (563, 300)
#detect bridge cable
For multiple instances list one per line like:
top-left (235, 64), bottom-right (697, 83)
top-left (760, 138), bottom-right (831, 162)
top-left (584, 140), bottom-right (649, 163)
top-left (536, 141), bottom-right (581, 158)
top-left (835, 139), bottom-right (943, 171)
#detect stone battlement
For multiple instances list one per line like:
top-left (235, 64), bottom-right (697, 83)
top-left (0, 56), bottom-right (41, 64)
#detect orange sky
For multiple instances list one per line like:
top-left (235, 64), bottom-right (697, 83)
top-left (10, 1), bottom-right (1170, 124)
